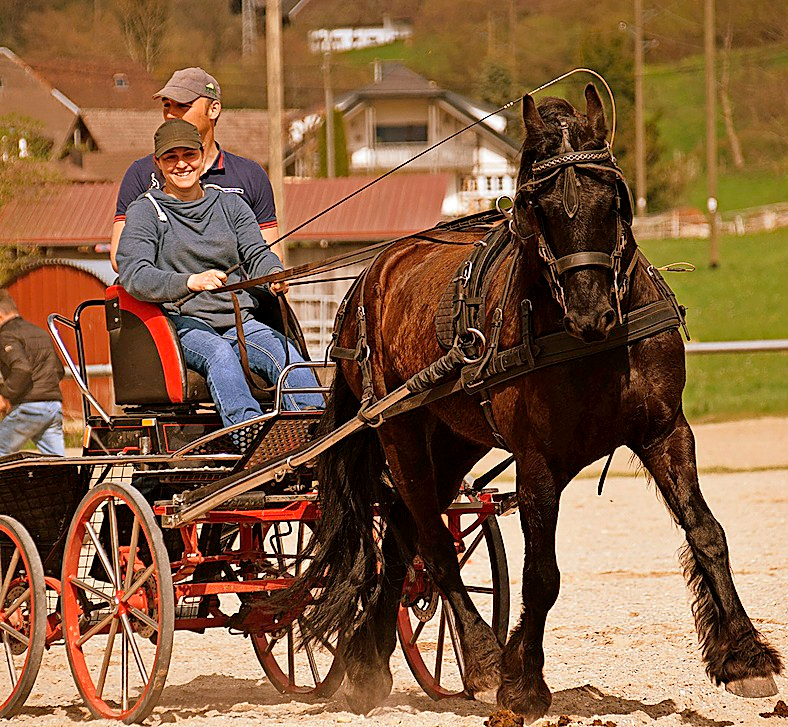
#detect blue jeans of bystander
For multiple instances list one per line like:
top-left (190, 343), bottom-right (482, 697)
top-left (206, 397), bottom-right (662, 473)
top-left (170, 315), bottom-right (324, 427)
top-left (0, 401), bottom-right (65, 456)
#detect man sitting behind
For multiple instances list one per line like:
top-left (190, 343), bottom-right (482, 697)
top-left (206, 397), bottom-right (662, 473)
top-left (117, 119), bottom-right (323, 427)
top-left (110, 66), bottom-right (284, 272)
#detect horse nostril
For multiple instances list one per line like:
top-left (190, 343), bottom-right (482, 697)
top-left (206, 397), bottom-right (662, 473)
top-left (600, 309), bottom-right (616, 332)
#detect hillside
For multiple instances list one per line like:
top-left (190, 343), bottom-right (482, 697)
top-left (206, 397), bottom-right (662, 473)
top-left (2, 0), bottom-right (787, 211)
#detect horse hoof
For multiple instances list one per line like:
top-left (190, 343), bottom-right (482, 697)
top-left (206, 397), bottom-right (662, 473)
top-left (474, 687), bottom-right (498, 705)
top-left (725, 675), bottom-right (778, 698)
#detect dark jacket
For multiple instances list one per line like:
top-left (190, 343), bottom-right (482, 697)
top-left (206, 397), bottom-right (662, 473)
top-left (0, 316), bottom-right (64, 405)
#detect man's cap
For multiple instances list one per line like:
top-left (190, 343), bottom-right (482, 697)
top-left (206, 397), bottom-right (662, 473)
top-left (154, 119), bottom-right (203, 157)
top-left (153, 67), bottom-right (221, 103)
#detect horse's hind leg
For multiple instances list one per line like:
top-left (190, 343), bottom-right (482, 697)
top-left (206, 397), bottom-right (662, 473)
top-left (343, 502), bottom-right (414, 713)
top-left (382, 417), bottom-right (502, 697)
top-left (634, 411), bottom-right (782, 696)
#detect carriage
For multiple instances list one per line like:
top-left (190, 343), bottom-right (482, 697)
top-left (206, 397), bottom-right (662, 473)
top-left (2, 79), bottom-right (781, 724)
top-left (0, 272), bottom-right (514, 722)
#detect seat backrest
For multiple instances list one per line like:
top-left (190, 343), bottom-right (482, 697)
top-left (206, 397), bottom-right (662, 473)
top-left (105, 285), bottom-right (187, 404)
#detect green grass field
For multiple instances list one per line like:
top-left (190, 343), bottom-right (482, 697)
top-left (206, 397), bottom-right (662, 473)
top-left (639, 231), bottom-right (788, 421)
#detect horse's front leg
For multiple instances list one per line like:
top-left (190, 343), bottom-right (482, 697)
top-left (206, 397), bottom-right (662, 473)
top-left (498, 455), bottom-right (562, 722)
top-left (633, 411), bottom-right (782, 696)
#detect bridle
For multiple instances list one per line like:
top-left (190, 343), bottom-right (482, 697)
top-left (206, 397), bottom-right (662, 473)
top-left (509, 120), bottom-right (636, 322)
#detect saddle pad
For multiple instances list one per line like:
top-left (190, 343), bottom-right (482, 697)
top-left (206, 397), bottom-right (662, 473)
top-left (435, 224), bottom-right (512, 350)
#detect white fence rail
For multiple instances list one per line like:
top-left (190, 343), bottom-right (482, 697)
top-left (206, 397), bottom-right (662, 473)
top-left (633, 202), bottom-right (788, 240)
top-left (66, 340), bottom-right (788, 382)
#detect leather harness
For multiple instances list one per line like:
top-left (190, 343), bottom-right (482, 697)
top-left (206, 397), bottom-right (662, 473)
top-left (329, 137), bottom-right (688, 450)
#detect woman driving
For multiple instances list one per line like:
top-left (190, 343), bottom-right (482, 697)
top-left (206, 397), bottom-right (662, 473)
top-left (117, 119), bottom-right (323, 426)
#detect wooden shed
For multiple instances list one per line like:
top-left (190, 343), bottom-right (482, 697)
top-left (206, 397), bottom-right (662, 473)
top-left (4, 259), bottom-right (116, 425)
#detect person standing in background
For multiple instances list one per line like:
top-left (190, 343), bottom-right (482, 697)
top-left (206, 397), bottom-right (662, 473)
top-left (0, 290), bottom-right (65, 456)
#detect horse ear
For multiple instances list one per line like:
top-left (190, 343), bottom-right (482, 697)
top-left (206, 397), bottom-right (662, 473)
top-left (584, 83), bottom-right (607, 141)
top-left (522, 94), bottom-right (545, 143)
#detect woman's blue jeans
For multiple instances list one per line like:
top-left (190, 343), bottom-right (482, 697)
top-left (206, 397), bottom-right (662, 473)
top-left (170, 315), bottom-right (324, 427)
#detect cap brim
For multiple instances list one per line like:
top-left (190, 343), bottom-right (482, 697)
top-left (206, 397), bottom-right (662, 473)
top-left (153, 85), bottom-right (201, 104)
top-left (155, 140), bottom-right (203, 157)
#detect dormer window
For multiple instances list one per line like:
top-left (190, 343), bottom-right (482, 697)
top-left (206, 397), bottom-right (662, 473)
top-left (113, 73), bottom-right (129, 88)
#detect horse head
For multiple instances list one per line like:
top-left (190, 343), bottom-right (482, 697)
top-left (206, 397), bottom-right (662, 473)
top-left (513, 83), bottom-right (632, 342)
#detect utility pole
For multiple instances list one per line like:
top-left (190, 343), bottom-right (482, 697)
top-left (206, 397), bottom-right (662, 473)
top-left (322, 51), bottom-right (335, 178)
top-left (266, 0), bottom-right (286, 262)
top-left (242, 0), bottom-right (257, 57)
top-left (634, 0), bottom-right (647, 217)
top-left (705, 0), bottom-right (719, 267)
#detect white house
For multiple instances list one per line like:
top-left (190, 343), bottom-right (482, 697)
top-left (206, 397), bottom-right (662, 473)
top-left (332, 62), bottom-right (522, 216)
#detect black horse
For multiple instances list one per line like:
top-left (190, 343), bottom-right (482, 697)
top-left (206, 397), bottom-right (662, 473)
top-left (293, 84), bottom-right (782, 721)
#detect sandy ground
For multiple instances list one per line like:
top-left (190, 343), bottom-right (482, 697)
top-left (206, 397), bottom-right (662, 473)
top-left (6, 417), bottom-right (788, 726)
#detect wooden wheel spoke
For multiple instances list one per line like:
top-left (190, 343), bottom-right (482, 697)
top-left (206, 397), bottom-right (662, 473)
top-left (434, 605), bottom-right (446, 681)
top-left (0, 620), bottom-right (29, 647)
top-left (2, 632), bottom-right (17, 687)
top-left (77, 608), bottom-right (118, 647)
top-left (124, 517), bottom-right (140, 592)
top-left (85, 521), bottom-right (119, 589)
top-left (119, 612), bottom-right (148, 683)
top-left (287, 626), bottom-right (295, 683)
top-left (70, 577), bottom-right (113, 604)
top-left (0, 548), bottom-right (20, 606)
top-left (129, 606), bottom-right (159, 633)
top-left (262, 633), bottom-right (282, 656)
top-left (96, 618), bottom-right (120, 698)
top-left (408, 617), bottom-right (427, 647)
top-left (458, 530), bottom-right (485, 570)
top-left (121, 564), bottom-right (155, 604)
top-left (121, 617), bottom-right (129, 712)
top-left (299, 619), bottom-right (320, 684)
top-left (108, 500), bottom-right (121, 595)
top-left (465, 585), bottom-right (495, 595)
top-left (445, 605), bottom-right (465, 680)
top-left (295, 523), bottom-right (305, 578)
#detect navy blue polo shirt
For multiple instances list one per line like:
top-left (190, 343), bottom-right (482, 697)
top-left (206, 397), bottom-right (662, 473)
top-left (114, 144), bottom-right (277, 231)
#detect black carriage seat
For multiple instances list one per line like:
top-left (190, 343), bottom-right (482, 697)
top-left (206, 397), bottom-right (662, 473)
top-left (104, 285), bottom-right (274, 407)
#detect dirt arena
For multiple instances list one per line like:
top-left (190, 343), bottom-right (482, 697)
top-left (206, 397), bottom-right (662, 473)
top-left (9, 417), bottom-right (787, 726)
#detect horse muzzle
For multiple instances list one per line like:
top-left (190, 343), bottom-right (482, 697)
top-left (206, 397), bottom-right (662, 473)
top-left (563, 305), bottom-right (617, 342)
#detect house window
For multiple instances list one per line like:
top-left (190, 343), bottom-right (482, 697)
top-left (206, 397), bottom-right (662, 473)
top-left (461, 176), bottom-right (477, 192)
top-left (375, 124), bottom-right (428, 144)
top-left (113, 73), bottom-right (129, 88)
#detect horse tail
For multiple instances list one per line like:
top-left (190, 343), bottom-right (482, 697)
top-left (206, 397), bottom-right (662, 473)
top-left (301, 364), bottom-right (392, 647)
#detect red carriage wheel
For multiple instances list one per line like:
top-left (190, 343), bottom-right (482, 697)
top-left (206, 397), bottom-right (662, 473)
top-left (61, 482), bottom-right (174, 723)
top-left (0, 515), bottom-right (46, 718)
top-left (249, 520), bottom-right (345, 697)
top-left (397, 512), bottom-right (509, 700)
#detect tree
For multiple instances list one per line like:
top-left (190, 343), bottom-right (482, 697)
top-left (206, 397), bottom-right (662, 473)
top-left (115, 0), bottom-right (170, 72)
top-left (476, 59), bottom-right (514, 109)
top-left (577, 34), bottom-right (682, 211)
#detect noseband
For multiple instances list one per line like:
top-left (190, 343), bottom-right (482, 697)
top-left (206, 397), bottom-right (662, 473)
top-left (511, 121), bottom-right (635, 320)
